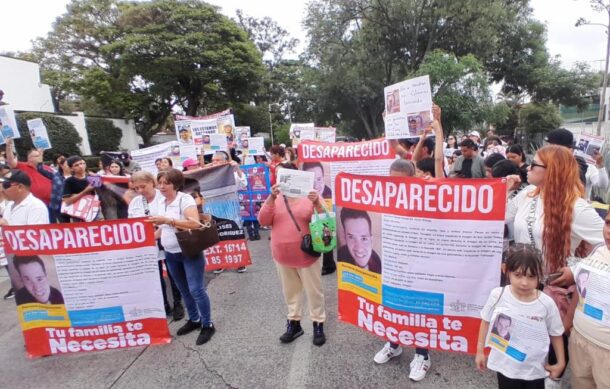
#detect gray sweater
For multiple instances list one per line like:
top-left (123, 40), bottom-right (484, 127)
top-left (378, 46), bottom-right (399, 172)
top-left (450, 155), bottom-right (486, 178)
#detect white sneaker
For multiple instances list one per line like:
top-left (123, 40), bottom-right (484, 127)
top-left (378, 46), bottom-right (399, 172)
top-left (374, 342), bottom-right (402, 364)
top-left (409, 354), bottom-right (431, 382)
top-left (213, 268), bottom-right (224, 275)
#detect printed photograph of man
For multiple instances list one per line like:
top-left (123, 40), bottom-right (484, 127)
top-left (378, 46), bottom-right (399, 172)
top-left (302, 162), bottom-right (332, 199)
top-left (576, 139), bottom-right (589, 153)
top-left (223, 124), bottom-right (235, 143)
top-left (576, 269), bottom-right (590, 298)
top-left (386, 89), bottom-right (400, 114)
top-left (491, 313), bottom-right (512, 341)
top-left (178, 126), bottom-right (193, 145)
top-left (337, 208), bottom-right (381, 274)
top-left (12, 255), bottom-right (64, 305)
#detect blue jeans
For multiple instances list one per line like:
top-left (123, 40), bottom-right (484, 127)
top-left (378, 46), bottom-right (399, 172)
top-left (165, 251), bottom-right (212, 326)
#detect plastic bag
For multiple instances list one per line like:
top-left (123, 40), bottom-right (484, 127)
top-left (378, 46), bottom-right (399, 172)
top-left (310, 209), bottom-right (336, 253)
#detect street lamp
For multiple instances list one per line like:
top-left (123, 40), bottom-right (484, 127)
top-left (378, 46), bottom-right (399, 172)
top-left (268, 103), bottom-right (274, 145)
top-left (577, 10), bottom-right (610, 136)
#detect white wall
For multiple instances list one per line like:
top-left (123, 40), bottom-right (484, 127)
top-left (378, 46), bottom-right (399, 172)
top-left (55, 112), bottom-right (92, 155)
top-left (106, 118), bottom-right (142, 151)
top-left (0, 56), bottom-right (54, 113)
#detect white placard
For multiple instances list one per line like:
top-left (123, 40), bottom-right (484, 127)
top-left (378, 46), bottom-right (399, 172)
top-left (26, 118), bottom-right (52, 150)
top-left (210, 134), bottom-right (228, 151)
top-left (384, 75), bottom-right (433, 139)
top-left (246, 137), bottom-right (265, 156)
top-left (0, 105), bottom-right (19, 142)
top-left (277, 169), bottom-right (315, 198)
top-left (574, 133), bottom-right (604, 165)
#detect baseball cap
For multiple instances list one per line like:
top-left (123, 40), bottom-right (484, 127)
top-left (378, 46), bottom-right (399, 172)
top-left (468, 130), bottom-right (481, 139)
top-left (182, 158), bottom-right (198, 169)
top-left (0, 170), bottom-right (31, 187)
top-left (544, 128), bottom-right (574, 148)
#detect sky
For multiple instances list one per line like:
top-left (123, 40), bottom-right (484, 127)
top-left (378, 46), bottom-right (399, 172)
top-left (0, 0), bottom-right (607, 71)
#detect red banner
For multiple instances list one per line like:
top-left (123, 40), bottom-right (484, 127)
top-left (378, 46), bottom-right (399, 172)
top-left (298, 138), bottom-right (396, 162)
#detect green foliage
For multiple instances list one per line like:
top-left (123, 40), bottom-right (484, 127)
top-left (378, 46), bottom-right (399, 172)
top-left (15, 113), bottom-right (82, 160)
top-left (520, 103), bottom-right (562, 134)
top-left (85, 118), bottom-right (123, 154)
top-left (274, 124), bottom-right (291, 146)
top-left (233, 103), bottom-right (270, 134)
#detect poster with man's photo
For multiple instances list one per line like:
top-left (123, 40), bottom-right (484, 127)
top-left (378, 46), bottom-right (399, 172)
top-left (574, 133), bottom-right (604, 165)
top-left (334, 172), bottom-right (505, 355)
top-left (384, 75), bottom-right (433, 139)
top-left (2, 219), bottom-right (171, 358)
top-left (238, 164), bottom-right (272, 221)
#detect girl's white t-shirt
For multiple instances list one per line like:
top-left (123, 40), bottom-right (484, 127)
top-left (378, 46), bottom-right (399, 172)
top-left (505, 185), bottom-right (604, 256)
top-left (480, 286), bottom-right (564, 380)
top-left (159, 192), bottom-right (197, 254)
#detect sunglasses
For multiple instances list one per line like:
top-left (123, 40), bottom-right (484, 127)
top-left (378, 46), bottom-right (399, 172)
top-left (530, 161), bottom-right (546, 169)
top-left (1, 181), bottom-right (17, 189)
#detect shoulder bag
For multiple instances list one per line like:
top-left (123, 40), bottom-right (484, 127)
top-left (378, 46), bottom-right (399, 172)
top-left (173, 194), bottom-right (220, 258)
top-left (283, 195), bottom-right (320, 257)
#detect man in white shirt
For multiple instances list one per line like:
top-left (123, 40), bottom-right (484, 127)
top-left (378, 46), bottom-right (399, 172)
top-left (0, 170), bottom-right (49, 225)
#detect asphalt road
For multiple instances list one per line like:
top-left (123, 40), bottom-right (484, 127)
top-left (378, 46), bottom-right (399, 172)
top-left (0, 230), bottom-right (497, 388)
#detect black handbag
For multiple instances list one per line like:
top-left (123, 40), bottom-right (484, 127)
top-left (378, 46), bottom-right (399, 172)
top-left (175, 217), bottom-right (220, 258)
top-left (283, 196), bottom-right (320, 258)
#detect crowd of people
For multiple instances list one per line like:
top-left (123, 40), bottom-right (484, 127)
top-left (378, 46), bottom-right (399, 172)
top-left (0, 105), bottom-right (609, 389)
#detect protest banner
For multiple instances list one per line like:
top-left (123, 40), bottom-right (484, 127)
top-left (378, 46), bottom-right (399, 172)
top-left (574, 133), bottom-right (604, 164)
top-left (291, 125), bottom-right (336, 147)
top-left (384, 75), bottom-right (433, 139)
top-left (334, 173), bottom-right (505, 354)
top-left (238, 164), bottom-right (272, 221)
top-left (175, 109), bottom-right (234, 154)
top-left (246, 137), bottom-right (265, 156)
top-left (26, 118), bottom-right (52, 150)
top-left (210, 133), bottom-right (228, 151)
top-left (289, 122), bottom-right (314, 147)
top-left (130, 141), bottom-right (181, 175)
top-left (235, 126), bottom-right (251, 150)
top-left (297, 138), bottom-right (397, 207)
top-left (3, 218), bottom-right (171, 358)
top-left (216, 115), bottom-right (236, 147)
top-left (0, 105), bottom-right (19, 141)
top-left (183, 164), bottom-right (252, 270)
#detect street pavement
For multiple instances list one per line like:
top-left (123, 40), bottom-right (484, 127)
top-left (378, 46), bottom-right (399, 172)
top-left (0, 230), bottom-right (497, 388)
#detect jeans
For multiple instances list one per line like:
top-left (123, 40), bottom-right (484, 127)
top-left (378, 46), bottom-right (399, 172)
top-left (165, 251), bottom-right (212, 326)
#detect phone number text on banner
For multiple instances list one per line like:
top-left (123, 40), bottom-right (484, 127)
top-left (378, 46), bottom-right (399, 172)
top-left (3, 218), bottom-right (171, 358)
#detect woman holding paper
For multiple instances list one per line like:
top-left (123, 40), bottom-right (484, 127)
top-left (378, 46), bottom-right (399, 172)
top-left (258, 162), bottom-right (328, 346)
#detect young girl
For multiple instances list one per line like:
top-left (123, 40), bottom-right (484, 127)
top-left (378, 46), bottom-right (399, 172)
top-left (475, 244), bottom-right (565, 388)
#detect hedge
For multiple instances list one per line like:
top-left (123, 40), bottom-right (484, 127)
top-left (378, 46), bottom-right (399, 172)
top-left (86, 118), bottom-right (123, 155)
top-left (15, 113), bottom-right (82, 161)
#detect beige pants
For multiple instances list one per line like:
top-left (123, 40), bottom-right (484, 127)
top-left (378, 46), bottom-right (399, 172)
top-left (275, 259), bottom-right (326, 323)
top-left (570, 329), bottom-right (610, 389)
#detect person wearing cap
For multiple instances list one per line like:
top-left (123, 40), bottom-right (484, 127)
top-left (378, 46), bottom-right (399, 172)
top-left (468, 130), bottom-right (481, 145)
top-left (182, 158), bottom-right (199, 172)
top-left (119, 152), bottom-right (141, 175)
top-left (0, 170), bottom-right (49, 226)
top-left (178, 127), bottom-right (194, 145)
top-left (545, 128), bottom-right (608, 201)
top-left (5, 138), bottom-right (53, 207)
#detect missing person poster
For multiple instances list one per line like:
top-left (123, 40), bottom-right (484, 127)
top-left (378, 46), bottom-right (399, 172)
top-left (3, 219), bottom-right (171, 358)
top-left (175, 109), bottom-right (233, 155)
top-left (131, 141), bottom-right (181, 175)
top-left (238, 164), bottom-right (272, 221)
top-left (26, 118), bottom-right (52, 150)
top-left (297, 138), bottom-right (397, 206)
top-left (384, 75), bottom-right (433, 139)
top-left (0, 105), bottom-right (19, 141)
top-left (334, 173), bottom-right (505, 354)
top-left (574, 133), bottom-right (604, 165)
top-left (235, 127), bottom-right (251, 150)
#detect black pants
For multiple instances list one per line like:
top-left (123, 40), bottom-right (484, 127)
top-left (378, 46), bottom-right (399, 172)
top-left (322, 251), bottom-right (336, 272)
top-left (497, 373), bottom-right (544, 389)
top-left (158, 260), bottom-right (182, 308)
top-left (548, 333), bottom-right (569, 377)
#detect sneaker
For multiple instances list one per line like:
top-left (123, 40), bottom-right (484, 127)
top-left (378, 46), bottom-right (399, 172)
top-left (409, 354), bottom-right (431, 382)
top-left (195, 324), bottom-right (215, 345)
top-left (374, 342), bottom-right (403, 364)
top-left (313, 322), bottom-right (326, 346)
top-left (236, 266), bottom-right (247, 273)
top-left (279, 320), bottom-right (304, 343)
top-left (176, 320), bottom-right (201, 336)
top-left (213, 268), bottom-right (224, 275)
top-left (4, 288), bottom-right (14, 300)
top-left (172, 303), bottom-right (185, 321)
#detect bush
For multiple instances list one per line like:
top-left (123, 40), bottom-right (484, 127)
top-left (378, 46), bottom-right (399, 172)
top-left (86, 118), bottom-right (123, 155)
top-left (15, 113), bottom-right (82, 161)
top-left (83, 156), bottom-right (102, 171)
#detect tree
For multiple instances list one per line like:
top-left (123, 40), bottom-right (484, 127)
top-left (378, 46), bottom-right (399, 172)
top-left (15, 113), bottom-right (82, 160)
top-left (520, 102), bottom-right (562, 135)
top-left (85, 117), bottom-right (123, 154)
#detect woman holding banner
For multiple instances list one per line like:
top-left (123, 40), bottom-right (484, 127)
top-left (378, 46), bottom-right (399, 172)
top-left (258, 162), bottom-right (327, 346)
top-left (506, 145), bottom-right (604, 385)
top-left (149, 169), bottom-right (215, 346)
